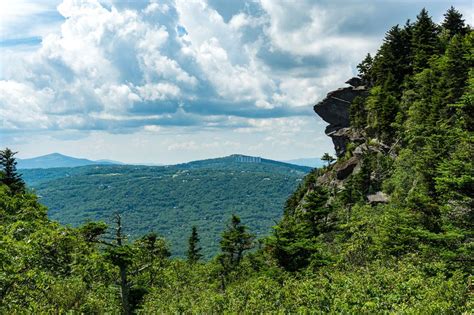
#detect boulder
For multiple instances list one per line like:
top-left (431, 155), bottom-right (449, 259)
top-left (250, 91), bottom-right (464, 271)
top-left (313, 80), bottom-right (367, 157)
top-left (334, 156), bottom-right (360, 180)
top-left (367, 191), bottom-right (389, 204)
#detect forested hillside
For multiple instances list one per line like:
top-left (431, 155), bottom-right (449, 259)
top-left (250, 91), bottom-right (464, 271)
top-left (1, 7), bottom-right (472, 314)
top-left (21, 155), bottom-right (309, 257)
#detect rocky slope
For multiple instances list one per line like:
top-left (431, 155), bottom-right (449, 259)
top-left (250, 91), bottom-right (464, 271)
top-left (312, 78), bottom-right (390, 201)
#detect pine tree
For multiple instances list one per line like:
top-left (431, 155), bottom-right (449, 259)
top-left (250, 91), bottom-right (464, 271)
top-left (439, 34), bottom-right (470, 106)
top-left (372, 24), bottom-right (413, 95)
top-left (0, 148), bottom-right (25, 194)
top-left (321, 153), bottom-right (335, 167)
top-left (301, 186), bottom-right (332, 235)
top-left (350, 96), bottom-right (367, 128)
top-left (411, 8), bottom-right (440, 73)
top-left (220, 215), bottom-right (253, 266)
top-left (187, 226), bottom-right (202, 264)
top-left (357, 53), bottom-right (374, 86)
top-left (365, 85), bottom-right (399, 141)
top-left (442, 6), bottom-right (467, 38)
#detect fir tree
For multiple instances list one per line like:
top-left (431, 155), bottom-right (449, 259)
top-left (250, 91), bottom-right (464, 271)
top-left (411, 8), bottom-right (440, 73)
top-left (220, 215), bottom-right (253, 266)
top-left (357, 53), bottom-right (374, 86)
top-left (0, 148), bottom-right (25, 194)
top-left (321, 153), bottom-right (335, 167)
top-left (372, 24), bottom-right (413, 95)
top-left (439, 34), bottom-right (470, 106)
top-left (187, 226), bottom-right (202, 264)
top-left (350, 96), bottom-right (367, 128)
top-left (442, 6), bottom-right (467, 38)
top-left (301, 186), bottom-right (332, 235)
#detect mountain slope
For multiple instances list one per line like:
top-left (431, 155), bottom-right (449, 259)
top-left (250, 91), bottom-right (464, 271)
top-left (17, 153), bottom-right (121, 169)
top-left (21, 155), bottom-right (310, 257)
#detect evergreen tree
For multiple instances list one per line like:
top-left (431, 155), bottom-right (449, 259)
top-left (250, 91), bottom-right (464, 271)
top-left (321, 153), bottom-right (335, 167)
top-left (357, 53), bottom-right (374, 86)
top-left (442, 6), bottom-right (467, 38)
top-left (439, 34), bottom-right (470, 106)
top-left (350, 96), bottom-right (367, 128)
top-left (366, 85), bottom-right (399, 141)
top-left (372, 24), bottom-right (413, 95)
top-left (104, 214), bottom-right (133, 315)
top-left (0, 148), bottom-right (25, 194)
top-left (269, 216), bottom-right (318, 271)
top-left (187, 226), bottom-right (202, 264)
top-left (411, 8), bottom-right (440, 73)
top-left (220, 215), bottom-right (253, 267)
top-left (301, 186), bottom-right (332, 235)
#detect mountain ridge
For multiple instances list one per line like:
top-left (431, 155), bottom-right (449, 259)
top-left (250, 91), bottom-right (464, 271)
top-left (17, 153), bottom-right (123, 169)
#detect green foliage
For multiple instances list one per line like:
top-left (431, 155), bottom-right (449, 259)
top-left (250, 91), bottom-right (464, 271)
top-left (365, 85), bottom-right (399, 141)
top-left (21, 157), bottom-right (308, 258)
top-left (321, 152), bottom-right (335, 167)
top-left (187, 226), bottom-right (202, 264)
top-left (371, 24), bottom-right (413, 95)
top-left (349, 96), bottom-right (367, 128)
top-left (411, 8), bottom-right (440, 72)
top-left (0, 148), bottom-right (25, 194)
top-left (268, 185), bottom-right (333, 271)
top-left (357, 53), bottom-right (373, 86)
top-left (442, 6), bottom-right (468, 38)
top-left (220, 215), bottom-right (254, 268)
top-left (2, 7), bottom-right (472, 313)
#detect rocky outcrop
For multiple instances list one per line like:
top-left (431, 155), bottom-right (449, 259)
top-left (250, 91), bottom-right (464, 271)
top-left (328, 128), bottom-right (365, 158)
top-left (334, 156), bottom-right (360, 180)
top-left (313, 77), bottom-right (367, 157)
top-left (367, 191), bottom-right (389, 204)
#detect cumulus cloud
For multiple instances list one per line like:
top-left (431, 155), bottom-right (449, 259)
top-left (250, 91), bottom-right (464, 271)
top-left (1, 0), bottom-right (469, 138)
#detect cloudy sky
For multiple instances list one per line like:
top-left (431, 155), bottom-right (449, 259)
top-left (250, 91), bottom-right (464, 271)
top-left (0, 0), bottom-right (472, 164)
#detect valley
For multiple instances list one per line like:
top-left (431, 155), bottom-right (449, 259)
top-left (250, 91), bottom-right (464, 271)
top-left (21, 155), bottom-right (311, 257)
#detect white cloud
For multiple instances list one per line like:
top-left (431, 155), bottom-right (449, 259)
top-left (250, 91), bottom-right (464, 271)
top-left (259, 0), bottom-right (377, 58)
top-left (95, 84), bottom-right (140, 112)
top-left (137, 83), bottom-right (180, 101)
top-left (2, 0), bottom-right (469, 163)
top-left (0, 80), bottom-right (52, 130)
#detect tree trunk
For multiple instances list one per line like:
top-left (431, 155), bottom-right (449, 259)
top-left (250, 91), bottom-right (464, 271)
top-left (115, 214), bottom-right (131, 315)
top-left (119, 263), bottom-right (130, 315)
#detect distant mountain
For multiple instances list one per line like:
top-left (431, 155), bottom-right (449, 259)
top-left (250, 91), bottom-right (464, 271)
top-left (284, 157), bottom-right (325, 168)
top-left (21, 154), bottom-right (311, 258)
top-left (17, 153), bottom-right (122, 169)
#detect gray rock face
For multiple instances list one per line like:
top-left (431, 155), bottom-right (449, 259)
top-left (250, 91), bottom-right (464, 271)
top-left (334, 156), bottom-right (360, 180)
top-left (313, 77), bottom-right (367, 157)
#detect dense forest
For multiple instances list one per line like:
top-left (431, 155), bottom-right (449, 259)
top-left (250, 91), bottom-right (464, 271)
top-left (1, 7), bottom-right (472, 313)
top-left (20, 156), bottom-right (309, 258)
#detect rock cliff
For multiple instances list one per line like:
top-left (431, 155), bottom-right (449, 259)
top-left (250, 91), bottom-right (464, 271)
top-left (311, 77), bottom-right (390, 203)
top-left (313, 77), bottom-right (367, 157)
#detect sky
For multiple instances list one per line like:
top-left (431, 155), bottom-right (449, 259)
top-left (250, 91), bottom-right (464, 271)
top-left (0, 0), bottom-right (472, 164)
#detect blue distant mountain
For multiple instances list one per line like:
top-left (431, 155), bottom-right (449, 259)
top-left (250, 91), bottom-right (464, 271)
top-left (283, 158), bottom-right (324, 168)
top-left (17, 153), bottom-right (123, 169)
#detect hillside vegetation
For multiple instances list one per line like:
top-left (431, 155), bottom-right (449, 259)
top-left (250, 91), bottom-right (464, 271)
top-left (1, 8), bottom-right (472, 314)
top-left (21, 155), bottom-right (309, 257)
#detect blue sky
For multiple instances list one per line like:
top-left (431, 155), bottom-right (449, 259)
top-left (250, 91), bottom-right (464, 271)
top-left (0, 0), bottom-right (472, 164)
